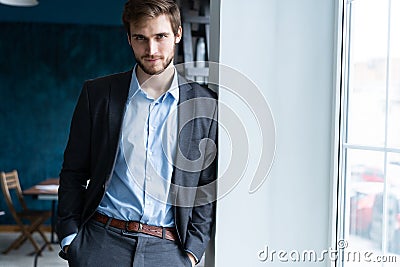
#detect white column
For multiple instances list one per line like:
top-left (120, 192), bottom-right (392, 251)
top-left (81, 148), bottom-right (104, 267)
top-left (210, 0), bottom-right (338, 266)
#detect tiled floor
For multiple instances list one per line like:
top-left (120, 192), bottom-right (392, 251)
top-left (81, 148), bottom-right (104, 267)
top-left (0, 232), bottom-right (67, 267)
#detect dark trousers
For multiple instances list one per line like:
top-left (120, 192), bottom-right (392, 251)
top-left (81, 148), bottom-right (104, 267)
top-left (67, 219), bottom-right (192, 267)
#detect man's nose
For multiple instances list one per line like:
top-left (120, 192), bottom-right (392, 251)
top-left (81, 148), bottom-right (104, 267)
top-left (145, 40), bottom-right (157, 55)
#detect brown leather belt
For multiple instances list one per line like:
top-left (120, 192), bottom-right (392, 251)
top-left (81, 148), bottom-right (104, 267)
top-left (92, 212), bottom-right (178, 242)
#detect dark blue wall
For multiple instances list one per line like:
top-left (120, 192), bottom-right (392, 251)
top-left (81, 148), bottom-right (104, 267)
top-left (0, 0), bottom-right (126, 25)
top-left (0, 21), bottom-right (134, 224)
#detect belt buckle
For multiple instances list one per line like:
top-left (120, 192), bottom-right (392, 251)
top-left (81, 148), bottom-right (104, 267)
top-left (137, 222), bottom-right (143, 232)
top-left (125, 221), bottom-right (143, 233)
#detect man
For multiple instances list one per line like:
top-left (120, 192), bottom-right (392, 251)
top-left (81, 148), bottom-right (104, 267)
top-left (56, 0), bottom-right (217, 266)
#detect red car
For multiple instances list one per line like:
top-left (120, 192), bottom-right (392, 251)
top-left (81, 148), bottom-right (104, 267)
top-left (349, 164), bottom-right (400, 253)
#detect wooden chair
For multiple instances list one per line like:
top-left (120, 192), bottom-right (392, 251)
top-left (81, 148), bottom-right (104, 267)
top-left (0, 170), bottom-right (52, 254)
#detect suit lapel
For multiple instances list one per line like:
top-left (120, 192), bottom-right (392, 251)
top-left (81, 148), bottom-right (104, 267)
top-left (108, 70), bottom-right (133, 148)
top-left (178, 76), bottom-right (195, 156)
top-left (172, 76), bottom-right (195, 187)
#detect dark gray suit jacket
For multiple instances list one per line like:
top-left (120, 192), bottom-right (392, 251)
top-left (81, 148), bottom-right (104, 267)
top-left (57, 69), bottom-right (218, 260)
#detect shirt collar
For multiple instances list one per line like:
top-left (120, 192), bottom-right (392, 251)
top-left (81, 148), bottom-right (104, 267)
top-left (127, 64), bottom-right (179, 103)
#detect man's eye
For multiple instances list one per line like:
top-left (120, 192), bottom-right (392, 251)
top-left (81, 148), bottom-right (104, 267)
top-left (133, 36), bottom-right (145, 41)
top-left (156, 34), bottom-right (167, 39)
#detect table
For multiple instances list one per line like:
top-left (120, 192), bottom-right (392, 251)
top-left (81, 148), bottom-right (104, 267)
top-left (23, 178), bottom-right (59, 267)
top-left (23, 178), bottom-right (59, 243)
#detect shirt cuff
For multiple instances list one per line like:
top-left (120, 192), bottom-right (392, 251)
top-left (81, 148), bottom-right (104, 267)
top-left (61, 233), bottom-right (77, 251)
top-left (185, 249), bottom-right (199, 264)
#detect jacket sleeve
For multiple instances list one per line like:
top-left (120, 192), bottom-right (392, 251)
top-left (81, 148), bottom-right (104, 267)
top-left (57, 81), bottom-right (92, 242)
top-left (184, 101), bottom-right (218, 261)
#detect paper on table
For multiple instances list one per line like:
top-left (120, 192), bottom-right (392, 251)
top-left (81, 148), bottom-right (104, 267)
top-left (35, 185), bottom-right (59, 191)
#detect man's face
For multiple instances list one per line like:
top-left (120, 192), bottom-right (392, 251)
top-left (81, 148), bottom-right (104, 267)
top-left (128, 14), bottom-right (182, 75)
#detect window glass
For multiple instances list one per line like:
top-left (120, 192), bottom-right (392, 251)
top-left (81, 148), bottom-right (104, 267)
top-left (387, 0), bottom-right (400, 149)
top-left (340, 1), bottom-right (400, 266)
top-left (347, 149), bottom-right (384, 256)
top-left (346, 0), bottom-right (388, 147)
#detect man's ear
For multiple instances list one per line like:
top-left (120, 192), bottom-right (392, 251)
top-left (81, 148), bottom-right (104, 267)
top-left (127, 33), bottom-right (132, 45)
top-left (175, 26), bottom-right (182, 44)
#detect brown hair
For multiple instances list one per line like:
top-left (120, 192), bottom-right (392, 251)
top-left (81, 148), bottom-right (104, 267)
top-left (122, 0), bottom-right (181, 36)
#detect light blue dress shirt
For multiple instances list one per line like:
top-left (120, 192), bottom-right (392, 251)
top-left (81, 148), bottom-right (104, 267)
top-left (61, 66), bottom-right (179, 248)
top-left (97, 66), bottom-right (178, 226)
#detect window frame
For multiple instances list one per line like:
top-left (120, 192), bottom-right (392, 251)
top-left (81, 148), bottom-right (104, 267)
top-left (335, 1), bottom-right (400, 267)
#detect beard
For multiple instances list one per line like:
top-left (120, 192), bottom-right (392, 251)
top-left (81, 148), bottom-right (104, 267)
top-left (135, 54), bottom-right (174, 76)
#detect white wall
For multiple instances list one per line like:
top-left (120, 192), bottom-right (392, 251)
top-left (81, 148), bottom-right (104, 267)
top-left (211, 0), bottom-right (337, 266)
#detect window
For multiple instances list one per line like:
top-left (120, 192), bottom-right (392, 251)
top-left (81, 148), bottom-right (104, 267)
top-left (338, 0), bottom-right (400, 266)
